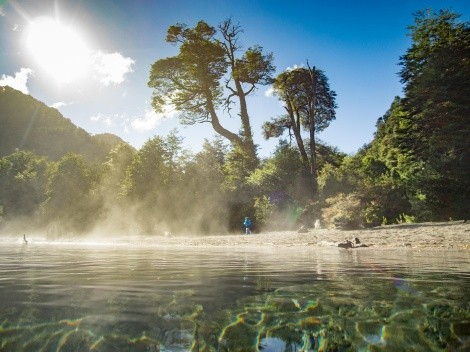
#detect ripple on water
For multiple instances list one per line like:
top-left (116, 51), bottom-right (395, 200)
top-left (0, 244), bottom-right (469, 351)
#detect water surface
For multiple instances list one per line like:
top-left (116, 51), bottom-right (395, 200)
top-left (1, 239), bottom-right (469, 351)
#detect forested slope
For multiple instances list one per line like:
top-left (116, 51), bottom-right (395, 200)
top-left (0, 86), bottom-right (117, 163)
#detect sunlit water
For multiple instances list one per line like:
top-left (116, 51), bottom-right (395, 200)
top-left (1, 238), bottom-right (469, 351)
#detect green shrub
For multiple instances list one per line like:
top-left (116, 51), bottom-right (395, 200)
top-left (363, 201), bottom-right (383, 227)
top-left (396, 213), bottom-right (416, 224)
top-left (322, 193), bottom-right (363, 229)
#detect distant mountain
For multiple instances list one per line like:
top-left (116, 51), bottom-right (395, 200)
top-left (0, 86), bottom-right (128, 163)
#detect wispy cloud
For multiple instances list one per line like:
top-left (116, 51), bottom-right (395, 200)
top-left (131, 110), bottom-right (164, 132)
top-left (286, 64), bottom-right (303, 71)
top-left (264, 86), bottom-right (275, 97)
top-left (90, 112), bottom-right (118, 127)
top-left (0, 7), bottom-right (5, 17)
top-left (0, 68), bottom-right (33, 94)
top-left (50, 101), bottom-right (72, 109)
top-left (11, 24), bottom-right (19, 32)
top-left (91, 51), bottom-right (135, 86)
top-left (90, 109), bottom-right (171, 133)
top-left (130, 104), bottom-right (178, 132)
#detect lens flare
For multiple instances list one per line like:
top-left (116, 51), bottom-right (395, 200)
top-left (25, 17), bottom-right (90, 83)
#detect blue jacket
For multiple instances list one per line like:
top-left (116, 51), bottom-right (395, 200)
top-left (243, 218), bottom-right (252, 227)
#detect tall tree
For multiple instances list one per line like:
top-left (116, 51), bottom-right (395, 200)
top-left (219, 19), bottom-right (275, 165)
top-left (398, 9), bottom-right (470, 220)
top-left (399, 9), bottom-right (470, 152)
top-left (148, 19), bottom-right (274, 170)
top-left (263, 66), bottom-right (337, 195)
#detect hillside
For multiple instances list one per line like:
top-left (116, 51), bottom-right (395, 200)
top-left (0, 86), bottom-right (124, 163)
top-left (92, 133), bottom-right (133, 151)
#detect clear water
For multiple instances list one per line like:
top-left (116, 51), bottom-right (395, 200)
top-left (0, 240), bottom-right (469, 351)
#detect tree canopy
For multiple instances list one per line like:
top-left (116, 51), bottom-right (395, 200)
top-left (263, 66), bottom-right (337, 195)
top-left (148, 19), bottom-right (275, 170)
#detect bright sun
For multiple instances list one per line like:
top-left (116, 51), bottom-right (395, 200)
top-left (26, 17), bottom-right (90, 83)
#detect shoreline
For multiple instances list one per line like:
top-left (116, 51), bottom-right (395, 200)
top-left (5, 221), bottom-right (469, 251)
top-left (142, 221), bottom-right (470, 251)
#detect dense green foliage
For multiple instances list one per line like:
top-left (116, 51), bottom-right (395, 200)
top-left (0, 150), bottom-right (48, 222)
top-left (398, 9), bottom-right (470, 220)
top-left (41, 153), bottom-right (96, 235)
top-left (0, 10), bottom-right (467, 236)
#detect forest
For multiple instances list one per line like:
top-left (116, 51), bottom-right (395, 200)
top-left (0, 9), bottom-right (468, 237)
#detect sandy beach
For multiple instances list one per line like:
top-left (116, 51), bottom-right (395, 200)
top-left (152, 221), bottom-right (470, 251)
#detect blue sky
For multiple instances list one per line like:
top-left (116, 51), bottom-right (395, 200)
top-left (1, 0), bottom-right (469, 157)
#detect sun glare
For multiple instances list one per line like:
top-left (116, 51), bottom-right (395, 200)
top-left (25, 17), bottom-right (90, 83)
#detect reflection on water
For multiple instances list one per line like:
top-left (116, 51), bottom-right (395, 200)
top-left (0, 240), bottom-right (469, 351)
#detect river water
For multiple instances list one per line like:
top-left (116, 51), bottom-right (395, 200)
top-left (0, 239), bottom-right (469, 351)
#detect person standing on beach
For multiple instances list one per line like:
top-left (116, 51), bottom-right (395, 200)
top-left (243, 217), bottom-right (252, 235)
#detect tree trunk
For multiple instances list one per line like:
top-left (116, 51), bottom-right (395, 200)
top-left (287, 99), bottom-right (313, 199)
top-left (220, 20), bottom-right (258, 170)
top-left (309, 112), bottom-right (318, 194)
top-left (206, 93), bottom-right (244, 148)
top-left (286, 100), bottom-right (309, 166)
top-left (234, 79), bottom-right (258, 169)
top-left (307, 65), bottom-right (318, 195)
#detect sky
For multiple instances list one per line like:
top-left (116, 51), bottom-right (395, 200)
top-left (1, 0), bottom-right (469, 157)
